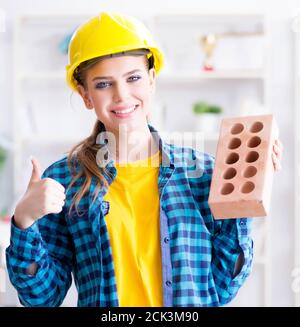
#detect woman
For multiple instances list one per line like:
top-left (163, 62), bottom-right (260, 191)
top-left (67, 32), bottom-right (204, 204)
top-left (6, 12), bottom-right (282, 307)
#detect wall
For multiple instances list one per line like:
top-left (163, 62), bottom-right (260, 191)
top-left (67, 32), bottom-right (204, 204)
top-left (0, 0), bottom-right (298, 306)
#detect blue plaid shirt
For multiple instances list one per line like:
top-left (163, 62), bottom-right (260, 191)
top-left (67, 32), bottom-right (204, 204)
top-left (6, 126), bottom-right (253, 307)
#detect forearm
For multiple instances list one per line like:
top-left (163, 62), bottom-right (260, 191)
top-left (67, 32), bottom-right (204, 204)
top-left (6, 217), bottom-right (72, 306)
top-left (211, 217), bottom-right (253, 305)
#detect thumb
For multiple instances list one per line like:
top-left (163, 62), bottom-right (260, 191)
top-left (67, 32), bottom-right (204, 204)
top-left (29, 156), bottom-right (42, 184)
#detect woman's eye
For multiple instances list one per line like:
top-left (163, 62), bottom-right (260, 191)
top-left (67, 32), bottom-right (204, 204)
top-left (128, 75), bottom-right (141, 82)
top-left (95, 81), bottom-right (111, 89)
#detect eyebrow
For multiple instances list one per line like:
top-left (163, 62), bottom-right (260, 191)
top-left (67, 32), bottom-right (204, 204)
top-left (92, 69), bottom-right (142, 81)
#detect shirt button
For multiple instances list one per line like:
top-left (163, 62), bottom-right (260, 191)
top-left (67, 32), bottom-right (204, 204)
top-left (239, 219), bottom-right (246, 226)
top-left (166, 280), bottom-right (172, 287)
top-left (164, 237), bottom-right (170, 243)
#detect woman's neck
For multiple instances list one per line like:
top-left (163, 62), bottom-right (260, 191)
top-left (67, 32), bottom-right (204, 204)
top-left (108, 124), bottom-right (159, 164)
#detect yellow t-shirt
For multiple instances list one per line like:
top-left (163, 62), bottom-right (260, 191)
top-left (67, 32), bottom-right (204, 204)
top-left (103, 151), bottom-right (163, 307)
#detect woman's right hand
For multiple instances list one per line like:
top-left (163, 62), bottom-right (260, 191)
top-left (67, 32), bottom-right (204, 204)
top-left (14, 157), bottom-right (66, 230)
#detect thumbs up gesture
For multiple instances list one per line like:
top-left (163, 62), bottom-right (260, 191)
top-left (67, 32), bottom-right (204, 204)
top-left (14, 157), bottom-right (66, 230)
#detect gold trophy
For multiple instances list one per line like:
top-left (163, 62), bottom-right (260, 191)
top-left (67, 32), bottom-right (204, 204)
top-left (200, 31), bottom-right (262, 71)
top-left (200, 33), bottom-right (218, 71)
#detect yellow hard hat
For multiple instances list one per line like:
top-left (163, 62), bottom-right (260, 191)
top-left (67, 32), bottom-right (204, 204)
top-left (66, 12), bottom-right (164, 92)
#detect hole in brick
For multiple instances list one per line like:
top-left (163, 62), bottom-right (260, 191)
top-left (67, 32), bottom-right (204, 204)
top-left (226, 152), bottom-right (239, 164)
top-left (250, 121), bottom-right (264, 133)
top-left (243, 166), bottom-right (257, 178)
top-left (223, 167), bottom-right (237, 179)
top-left (221, 183), bottom-right (234, 195)
top-left (228, 138), bottom-right (242, 149)
top-left (247, 136), bottom-right (261, 148)
top-left (245, 151), bottom-right (259, 163)
top-left (231, 123), bottom-right (244, 135)
top-left (241, 181), bottom-right (255, 193)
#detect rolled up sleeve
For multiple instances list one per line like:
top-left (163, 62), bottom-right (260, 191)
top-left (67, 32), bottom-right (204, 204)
top-left (211, 217), bottom-right (253, 305)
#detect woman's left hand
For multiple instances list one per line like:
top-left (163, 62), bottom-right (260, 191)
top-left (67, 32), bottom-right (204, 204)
top-left (272, 139), bottom-right (283, 171)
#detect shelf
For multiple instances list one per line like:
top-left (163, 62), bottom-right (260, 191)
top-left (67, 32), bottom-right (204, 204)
top-left (19, 71), bottom-right (65, 82)
top-left (154, 12), bottom-right (265, 33)
top-left (158, 70), bottom-right (265, 84)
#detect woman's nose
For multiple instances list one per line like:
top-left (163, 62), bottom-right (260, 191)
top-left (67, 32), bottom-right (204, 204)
top-left (112, 83), bottom-right (129, 103)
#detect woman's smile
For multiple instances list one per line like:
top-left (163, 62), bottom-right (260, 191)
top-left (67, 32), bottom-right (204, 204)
top-left (111, 104), bottom-right (139, 118)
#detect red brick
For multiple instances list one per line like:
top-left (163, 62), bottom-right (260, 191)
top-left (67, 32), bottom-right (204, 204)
top-left (208, 114), bottom-right (279, 219)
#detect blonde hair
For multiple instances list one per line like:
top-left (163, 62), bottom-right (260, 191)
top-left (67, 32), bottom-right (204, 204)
top-left (67, 120), bottom-right (111, 216)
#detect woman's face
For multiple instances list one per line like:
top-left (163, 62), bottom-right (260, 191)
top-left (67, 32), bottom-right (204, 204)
top-left (78, 55), bottom-right (156, 134)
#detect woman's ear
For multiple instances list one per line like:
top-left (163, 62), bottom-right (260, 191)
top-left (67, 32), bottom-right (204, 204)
top-left (77, 85), bottom-right (94, 110)
top-left (149, 68), bottom-right (156, 94)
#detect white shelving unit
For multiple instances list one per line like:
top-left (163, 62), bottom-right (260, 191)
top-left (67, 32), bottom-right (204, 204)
top-left (159, 70), bottom-right (266, 82)
top-left (4, 11), bottom-right (272, 307)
